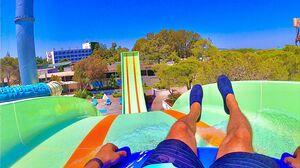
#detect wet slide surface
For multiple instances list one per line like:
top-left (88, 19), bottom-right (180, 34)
top-left (121, 51), bottom-right (147, 114)
top-left (0, 96), bottom-right (98, 167)
top-left (172, 81), bottom-right (300, 158)
top-left (1, 81), bottom-right (299, 167)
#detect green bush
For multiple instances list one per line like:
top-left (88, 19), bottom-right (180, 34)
top-left (74, 90), bottom-right (93, 99)
top-left (86, 95), bottom-right (92, 100)
top-left (112, 91), bottom-right (122, 97)
top-left (143, 82), bottom-right (152, 90)
top-left (95, 92), bottom-right (104, 99)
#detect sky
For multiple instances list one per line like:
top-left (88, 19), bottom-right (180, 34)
top-left (1, 0), bottom-right (299, 58)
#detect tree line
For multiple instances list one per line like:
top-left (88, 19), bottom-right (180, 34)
top-left (0, 56), bottom-right (19, 86)
top-left (1, 29), bottom-right (299, 89)
top-left (132, 30), bottom-right (218, 63)
top-left (132, 30), bottom-right (300, 92)
top-left (0, 56), bottom-right (52, 86)
top-left (73, 42), bottom-right (129, 88)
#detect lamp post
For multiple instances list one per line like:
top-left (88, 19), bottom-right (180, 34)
top-left (294, 18), bottom-right (300, 46)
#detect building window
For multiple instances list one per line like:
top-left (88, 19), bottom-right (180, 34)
top-left (141, 70), bottom-right (147, 76)
top-left (147, 70), bottom-right (155, 76)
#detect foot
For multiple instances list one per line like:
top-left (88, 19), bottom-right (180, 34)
top-left (217, 75), bottom-right (234, 114)
top-left (190, 84), bottom-right (203, 121)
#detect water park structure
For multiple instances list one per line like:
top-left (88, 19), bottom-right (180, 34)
top-left (0, 0), bottom-right (300, 167)
top-left (294, 18), bottom-right (300, 46)
top-left (1, 49), bottom-right (300, 167)
top-left (15, 0), bottom-right (38, 85)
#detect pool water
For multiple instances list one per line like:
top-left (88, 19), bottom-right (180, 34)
top-left (252, 108), bottom-right (300, 157)
top-left (109, 107), bottom-right (300, 158)
top-left (203, 107), bottom-right (300, 158)
top-left (109, 124), bottom-right (170, 152)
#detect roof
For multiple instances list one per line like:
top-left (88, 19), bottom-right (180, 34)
top-left (38, 71), bottom-right (74, 79)
top-left (107, 62), bottom-right (153, 72)
top-left (48, 61), bottom-right (72, 67)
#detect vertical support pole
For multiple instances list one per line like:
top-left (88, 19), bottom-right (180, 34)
top-left (15, 0), bottom-right (38, 85)
top-left (296, 28), bottom-right (300, 46)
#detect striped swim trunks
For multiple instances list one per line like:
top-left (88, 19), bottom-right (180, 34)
top-left (142, 139), bottom-right (204, 168)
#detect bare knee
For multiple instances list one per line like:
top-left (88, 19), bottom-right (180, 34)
top-left (217, 127), bottom-right (253, 159)
top-left (171, 121), bottom-right (190, 133)
top-left (233, 126), bottom-right (252, 141)
top-left (223, 126), bottom-right (253, 151)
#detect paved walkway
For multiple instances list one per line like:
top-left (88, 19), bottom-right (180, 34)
top-left (94, 87), bottom-right (187, 115)
top-left (151, 87), bottom-right (188, 111)
top-left (95, 96), bottom-right (122, 115)
top-left (150, 90), bottom-right (169, 111)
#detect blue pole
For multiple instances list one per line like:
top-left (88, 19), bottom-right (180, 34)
top-left (15, 0), bottom-right (38, 85)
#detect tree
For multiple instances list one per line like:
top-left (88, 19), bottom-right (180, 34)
top-left (154, 57), bottom-right (201, 92)
top-left (0, 56), bottom-right (20, 85)
top-left (108, 74), bottom-right (117, 88)
top-left (283, 45), bottom-right (300, 55)
top-left (107, 46), bottom-right (129, 64)
top-left (167, 51), bottom-right (181, 63)
top-left (116, 64), bottom-right (121, 78)
top-left (191, 39), bottom-right (218, 60)
top-left (91, 43), bottom-right (109, 60)
top-left (176, 57), bottom-right (201, 90)
top-left (110, 42), bottom-right (117, 51)
top-left (73, 56), bottom-right (108, 90)
top-left (73, 63), bottom-right (89, 90)
top-left (36, 56), bottom-right (50, 66)
top-left (90, 42), bottom-right (129, 64)
top-left (60, 58), bottom-right (70, 62)
top-left (174, 30), bottom-right (200, 58)
top-left (58, 58), bottom-right (70, 72)
top-left (90, 42), bottom-right (100, 51)
top-left (194, 46), bottom-right (300, 85)
top-left (153, 63), bottom-right (177, 93)
top-left (133, 29), bottom-right (204, 63)
top-left (132, 38), bottom-right (147, 51)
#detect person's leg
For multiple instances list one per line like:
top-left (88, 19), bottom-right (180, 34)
top-left (166, 102), bottom-right (201, 154)
top-left (165, 84), bottom-right (203, 155)
top-left (142, 85), bottom-right (204, 168)
top-left (216, 75), bottom-right (254, 159)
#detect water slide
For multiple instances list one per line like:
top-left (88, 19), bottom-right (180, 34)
top-left (1, 53), bottom-right (299, 167)
top-left (5, 0), bottom-right (297, 166)
top-left (121, 51), bottom-right (147, 114)
top-left (171, 81), bottom-right (300, 158)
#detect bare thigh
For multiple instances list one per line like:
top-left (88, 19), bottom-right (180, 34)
top-left (166, 121), bottom-right (198, 155)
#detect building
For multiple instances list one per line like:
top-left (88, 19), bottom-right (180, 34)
top-left (46, 42), bottom-right (93, 64)
top-left (82, 41), bottom-right (100, 50)
top-left (38, 62), bottom-right (159, 87)
top-left (82, 42), bottom-right (92, 49)
top-left (46, 49), bottom-right (92, 64)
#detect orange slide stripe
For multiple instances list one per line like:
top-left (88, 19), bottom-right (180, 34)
top-left (163, 109), bottom-right (187, 120)
top-left (64, 115), bottom-right (118, 168)
top-left (125, 54), bottom-right (131, 113)
top-left (162, 110), bottom-right (209, 128)
top-left (132, 53), bottom-right (141, 113)
top-left (162, 110), bottom-right (224, 146)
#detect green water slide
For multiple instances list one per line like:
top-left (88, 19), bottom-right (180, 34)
top-left (121, 51), bottom-right (147, 114)
top-left (172, 81), bottom-right (300, 157)
top-left (0, 96), bottom-right (98, 167)
top-left (0, 81), bottom-right (299, 167)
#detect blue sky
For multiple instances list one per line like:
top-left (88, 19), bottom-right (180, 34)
top-left (1, 0), bottom-right (299, 58)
